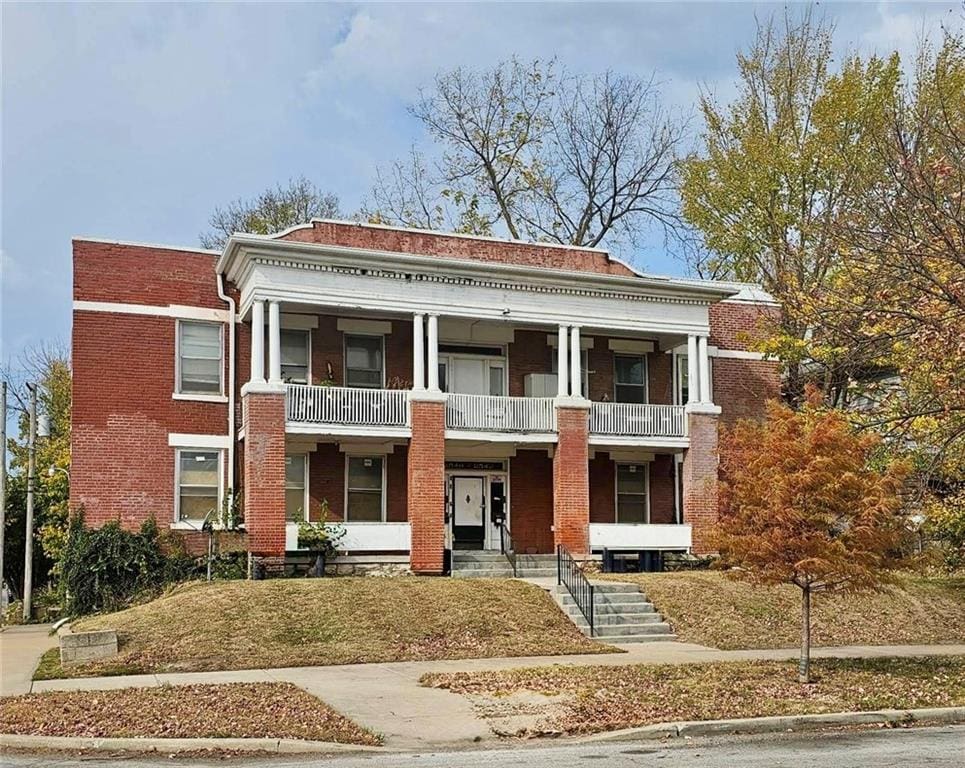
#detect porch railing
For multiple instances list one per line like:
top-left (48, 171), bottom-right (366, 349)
top-left (498, 522), bottom-right (518, 577)
top-left (557, 545), bottom-right (595, 637)
top-left (445, 394), bottom-right (556, 433)
top-left (286, 384), bottom-right (409, 427)
top-left (589, 402), bottom-right (687, 438)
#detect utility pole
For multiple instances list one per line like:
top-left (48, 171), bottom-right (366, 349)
top-left (22, 384), bottom-right (37, 622)
top-left (0, 380), bottom-right (7, 604)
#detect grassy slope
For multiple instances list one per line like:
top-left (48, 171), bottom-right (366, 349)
top-left (424, 656), bottom-right (965, 736)
top-left (598, 572), bottom-right (965, 650)
top-left (1, 682), bottom-right (380, 744)
top-left (40, 577), bottom-right (611, 678)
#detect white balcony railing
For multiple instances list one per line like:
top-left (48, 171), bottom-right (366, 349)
top-left (286, 384), bottom-right (409, 427)
top-left (589, 402), bottom-right (687, 438)
top-left (589, 523), bottom-right (692, 550)
top-left (446, 393), bottom-right (556, 433)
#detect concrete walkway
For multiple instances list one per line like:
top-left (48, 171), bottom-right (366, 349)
top-left (0, 624), bottom-right (58, 697)
top-left (14, 641), bottom-right (965, 750)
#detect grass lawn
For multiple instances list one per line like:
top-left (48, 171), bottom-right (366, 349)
top-left (597, 572), bottom-right (965, 650)
top-left (0, 682), bottom-right (379, 744)
top-left (36, 577), bottom-right (612, 679)
top-left (422, 656), bottom-right (965, 737)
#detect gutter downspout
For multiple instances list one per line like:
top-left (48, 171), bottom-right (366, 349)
top-left (217, 273), bottom-right (236, 511)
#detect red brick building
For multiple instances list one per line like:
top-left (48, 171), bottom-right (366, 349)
top-left (70, 220), bottom-right (780, 573)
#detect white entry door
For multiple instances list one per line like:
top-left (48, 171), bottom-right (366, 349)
top-left (452, 476), bottom-right (486, 549)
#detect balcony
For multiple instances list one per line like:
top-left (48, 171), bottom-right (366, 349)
top-left (445, 393), bottom-right (556, 434)
top-left (589, 402), bottom-right (686, 439)
top-left (286, 384), bottom-right (409, 429)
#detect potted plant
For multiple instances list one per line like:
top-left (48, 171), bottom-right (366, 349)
top-left (297, 505), bottom-right (346, 577)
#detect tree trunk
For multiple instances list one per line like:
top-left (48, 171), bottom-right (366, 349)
top-left (798, 585), bottom-right (812, 683)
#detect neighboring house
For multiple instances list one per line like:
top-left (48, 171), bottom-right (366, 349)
top-left (70, 220), bottom-right (780, 574)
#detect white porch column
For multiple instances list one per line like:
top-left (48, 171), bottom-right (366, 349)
top-left (687, 334), bottom-right (699, 405)
top-left (268, 300), bottom-right (282, 385)
top-left (569, 325), bottom-right (582, 398)
top-left (427, 314), bottom-right (440, 392)
top-left (250, 300), bottom-right (266, 385)
top-left (556, 325), bottom-right (569, 397)
top-left (698, 334), bottom-right (712, 403)
top-left (412, 313), bottom-right (426, 391)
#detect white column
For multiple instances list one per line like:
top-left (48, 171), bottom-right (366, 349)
top-left (268, 300), bottom-right (282, 385)
top-left (687, 334), bottom-right (699, 405)
top-left (250, 300), bottom-right (266, 385)
top-left (569, 325), bottom-right (582, 398)
top-left (556, 325), bottom-right (569, 397)
top-left (698, 335), bottom-right (712, 403)
top-left (412, 313), bottom-right (426, 391)
top-left (427, 314), bottom-right (440, 391)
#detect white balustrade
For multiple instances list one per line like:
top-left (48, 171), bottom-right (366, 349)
top-left (589, 402), bottom-right (687, 438)
top-left (446, 393), bottom-right (556, 433)
top-left (286, 384), bottom-right (409, 427)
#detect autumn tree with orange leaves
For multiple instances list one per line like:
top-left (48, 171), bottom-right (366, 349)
top-left (716, 392), bottom-right (909, 683)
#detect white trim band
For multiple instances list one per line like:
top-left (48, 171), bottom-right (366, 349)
top-left (168, 433), bottom-right (233, 449)
top-left (711, 349), bottom-right (768, 361)
top-left (74, 300), bottom-right (229, 323)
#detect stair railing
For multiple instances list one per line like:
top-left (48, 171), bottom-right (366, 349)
top-left (498, 522), bottom-right (518, 577)
top-left (557, 545), bottom-right (595, 637)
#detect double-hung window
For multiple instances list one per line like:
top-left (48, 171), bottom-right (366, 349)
top-left (614, 355), bottom-right (647, 404)
top-left (345, 456), bottom-right (384, 521)
top-left (616, 463), bottom-right (649, 524)
top-left (345, 335), bottom-right (384, 388)
top-left (176, 449), bottom-right (221, 522)
top-left (177, 321), bottom-right (223, 395)
top-left (285, 454), bottom-right (308, 522)
top-left (674, 353), bottom-right (689, 405)
top-left (281, 329), bottom-right (310, 384)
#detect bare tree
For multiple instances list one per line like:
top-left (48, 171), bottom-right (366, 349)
top-left (200, 176), bottom-right (341, 250)
top-left (364, 59), bottom-right (685, 251)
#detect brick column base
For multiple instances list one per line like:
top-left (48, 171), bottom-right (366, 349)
top-left (683, 407), bottom-right (720, 555)
top-left (242, 390), bottom-right (287, 558)
top-left (553, 400), bottom-right (590, 554)
top-left (408, 394), bottom-right (446, 574)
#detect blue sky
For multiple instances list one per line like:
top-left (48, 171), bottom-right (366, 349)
top-left (1, 1), bottom-right (960, 379)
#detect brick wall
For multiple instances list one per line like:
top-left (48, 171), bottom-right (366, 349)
top-left (509, 450), bottom-right (554, 553)
top-left (308, 443), bottom-right (344, 520)
top-left (386, 447), bottom-right (409, 522)
top-left (407, 399), bottom-right (446, 573)
top-left (508, 330), bottom-right (550, 397)
top-left (709, 300), bottom-right (780, 351)
top-left (648, 455), bottom-right (676, 524)
top-left (714, 358), bottom-right (781, 426)
top-left (553, 405), bottom-right (590, 553)
top-left (242, 392), bottom-right (286, 556)
top-left (683, 412), bottom-right (719, 555)
top-left (589, 454), bottom-right (615, 523)
top-left (279, 220), bottom-right (636, 276)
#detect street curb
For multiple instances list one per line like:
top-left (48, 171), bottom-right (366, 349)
top-left (573, 707), bottom-right (965, 743)
top-left (0, 734), bottom-right (385, 754)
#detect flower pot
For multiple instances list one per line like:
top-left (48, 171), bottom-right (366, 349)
top-left (311, 551), bottom-right (327, 577)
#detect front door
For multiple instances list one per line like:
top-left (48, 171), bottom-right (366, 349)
top-left (451, 476), bottom-right (486, 550)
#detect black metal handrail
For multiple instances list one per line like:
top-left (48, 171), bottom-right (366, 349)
top-left (557, 545), bottom-right (595, 636)
top-left (498, 522), bottom-right (518, 577)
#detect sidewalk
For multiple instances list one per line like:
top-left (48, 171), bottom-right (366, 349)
top-left (18, 641), bottom-right (965, 750)
top-left (0, 624), bottom-right (58, 698)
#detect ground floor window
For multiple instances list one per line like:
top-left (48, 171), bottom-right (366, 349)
top-left (346, 456), bottom-right (384, 521)
top-left (616, 463), bottom-right (649, 524)
top-left (176, 449), bottom-right (221, 522)
top-left (285, 454), bottom-right (308, 521)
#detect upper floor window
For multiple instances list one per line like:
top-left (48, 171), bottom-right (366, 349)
top-left (345, 334), bottom-right (384, 388)
top-left (176, 449), bottom-right (221, 522)
top-left (281, 329), bottom-right (310, 384)
top-left (674, 353), bottom-right (689, 405)
top-left (614, 355), bottom-right (647, 404)
top-left (177, 321), bottom-right (223, 395)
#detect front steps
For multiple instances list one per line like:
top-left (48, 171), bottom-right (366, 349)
top-left (451, 551), bottom-right (557, 579)
top-left (552, 582), bottom-right (677, 644)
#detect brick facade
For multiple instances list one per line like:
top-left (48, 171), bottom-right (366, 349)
top-left (682, 410), bottom-right (720, 555)
top-left (407, 398), bottom-right (446, 574)
top-left (509, 450), bottom-right (554, 553)
top-left (242, 391), bottom-right (286, 557)
top-left (553, 404), bottom-right (590, 554)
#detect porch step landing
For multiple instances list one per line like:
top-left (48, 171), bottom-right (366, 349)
top-left (550, 582), bottom-right (677, 644)
top-left (450, 552), bottom-right (557, 579)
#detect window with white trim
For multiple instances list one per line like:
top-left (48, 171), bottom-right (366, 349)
top-left (177, 321), bottom-right (223, 395)
top-left (346, 456), bottom-right (384, 522)
top-left (674, 353), bottom-right (689, 405)
top-left (345, 335), bottom-right (384, 388)
top-left (285, 454), bottom-right (308, 522)
top-left (176, 449), bottom-right (221, 522)
top-left (614, 355), bottom-right (647, 404)
top-left (281, 329), bottom-right (310, 384)
top-left (616, 463), bottom-right (649, 524)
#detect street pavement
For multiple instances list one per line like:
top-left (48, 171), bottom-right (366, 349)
top-left (2, 725), bottom-right (963, 767)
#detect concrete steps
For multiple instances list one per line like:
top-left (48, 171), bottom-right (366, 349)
top-left (550, 583), bottom-right (676, 644)
top-left (450, 552), bottom-right (556, 579)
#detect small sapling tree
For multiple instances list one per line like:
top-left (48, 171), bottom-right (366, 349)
top-left (716, 390), bottom-right (908, 682)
